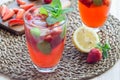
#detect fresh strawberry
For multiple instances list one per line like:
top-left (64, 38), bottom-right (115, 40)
top-left (2, 9), bottom-right (15, 21)
top-left (1, 5), bottom-right (9, 17)
top-left (79, 0), bottom-right (93, 7)
top-left (16, 0), bottom-right (26, 5)
top-left (8, 19), bottom-right (24, 26)
top-left (44, 35), bottom-right (53, 42)
top-left (16, 9), bottom-right (25, 19)
top-left (13, 8), bottom-right (19, 14)
top-left (87, 48), bottom-right (102, 64)
top-left (20, 3), bottom-right (35, 10)
top-left (44, 0), bottom-right (52, 4)
top-left (26, 13), bottom-right (33, 20)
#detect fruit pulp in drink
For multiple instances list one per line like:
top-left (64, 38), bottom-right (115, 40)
top-left (78, 0), bottom-right (111, 28)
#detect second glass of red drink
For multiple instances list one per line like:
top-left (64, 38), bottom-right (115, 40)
top-left (78, 0), bottom-right (111, 28)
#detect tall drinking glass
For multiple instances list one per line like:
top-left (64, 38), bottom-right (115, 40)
top-left (23, 6), bottom-right (67, 73)
top-left (78, 0), bottom-right (111, 28)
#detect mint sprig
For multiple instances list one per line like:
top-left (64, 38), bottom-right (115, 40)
top-left (39, 0), bottom-right (73, 25)
top-left (46, 15), bottom-right (65, 25)
top-left (96, 41), bottom-right (111, 59)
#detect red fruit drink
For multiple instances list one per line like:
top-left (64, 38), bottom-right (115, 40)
top-left (78, 0), bottom-right (111, 28)
top-left (24, 7), bottom-right (67, 72)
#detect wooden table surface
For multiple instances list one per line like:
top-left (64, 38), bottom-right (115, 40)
top-left (0, 0), bottom-right (120, 80)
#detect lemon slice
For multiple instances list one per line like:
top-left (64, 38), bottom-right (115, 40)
top-left (72, 27), bottom-right (99, 53)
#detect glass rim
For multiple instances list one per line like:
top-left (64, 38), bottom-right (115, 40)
top-left (23, 5), bottom-right (67, 29)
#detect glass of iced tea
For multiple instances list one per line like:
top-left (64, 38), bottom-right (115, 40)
top-left (23, 6), bottom-right (67, 73)
top-left (78, 0), bottom-right (111, 28)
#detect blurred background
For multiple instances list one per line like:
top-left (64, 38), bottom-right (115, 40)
top-left (110, 0), bottom-right (120, 20)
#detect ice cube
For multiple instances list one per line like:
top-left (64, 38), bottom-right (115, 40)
top-left (40, 29), bottom-right (50, 36)
top-left (31, 19), bottom-right (47, 28)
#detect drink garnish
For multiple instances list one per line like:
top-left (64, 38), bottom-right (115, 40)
top-left (30, 27), bottom-right (41, 38)
top-left (86, 40), bottom-right (111, 64)
top-left (37, 41), bottom-right (52, 54)
top-left (72, 27), bottom-right (100, 53)
top-left (30, 0), bottom-right (73, 54)
top-left (96, 40), bottom-right (111, 59)
top-left (39, 0), bottom-right (73, 25)
top-left (39, 7), bottom-right (48, 15)
top-left (87, 48), bottom-right (102, 64)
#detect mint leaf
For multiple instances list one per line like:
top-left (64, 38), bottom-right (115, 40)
top-left (62, 8), bottom-right (73, 14)
top-left (96, 43), bottom-right (102, 51)
top-left (39, 7), bottom-right (48, 15)
top-left (60, 25), bottom-right (67, 38)
top-left (43, 5), bottom-right (62, 17)
top-left (53, 5), bottom-right (62, 17)
top-left (42, 5), bottom-right (54, 12)
top-left (51, 0), bottom-right (62, 9)
top-left (37, 41), bottom-right (51, 54)
top-left (56, 15), bottom-right (65, 22)
top-left (93, 0), bottom-right (103, 6)
top-left (46, 15), bottom-right (65, 25)
top-left (40, 0), bottom-right (73, 25)
top-left (46, 16), bottom-right (58, 25)
top-left (96, 41), bottom-right (111, 59)
top-left (30, 28), bottom-right (41, 38)
top-left (103, 41), bottom-right (111, 50)
top-left (102, 41), bottom-right (111, 59)
top-left (102, 49), bottom-right (108, 59)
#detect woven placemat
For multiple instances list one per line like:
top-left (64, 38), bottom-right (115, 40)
top-left (0, 0), bottom-right (120, 80)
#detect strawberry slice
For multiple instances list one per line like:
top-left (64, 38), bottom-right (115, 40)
top-left (16, 0), bottom-right (26, 5)
top-left (1, 5), bottom-right (9, 17)
top-left (2, 9), bottom-right (15, 21)
top-left (44, 35), bottom-right (53, 42)
top-left (16, 9), bottom-right (25, 19)
top-left (8, 19), bottom-right (24, 27)
top-left (26, 13), bottom-right (33, 20)
top-left (20, 3), bottom-right (35, 11)
top-left (13, 8), bottom-right (19, 14)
